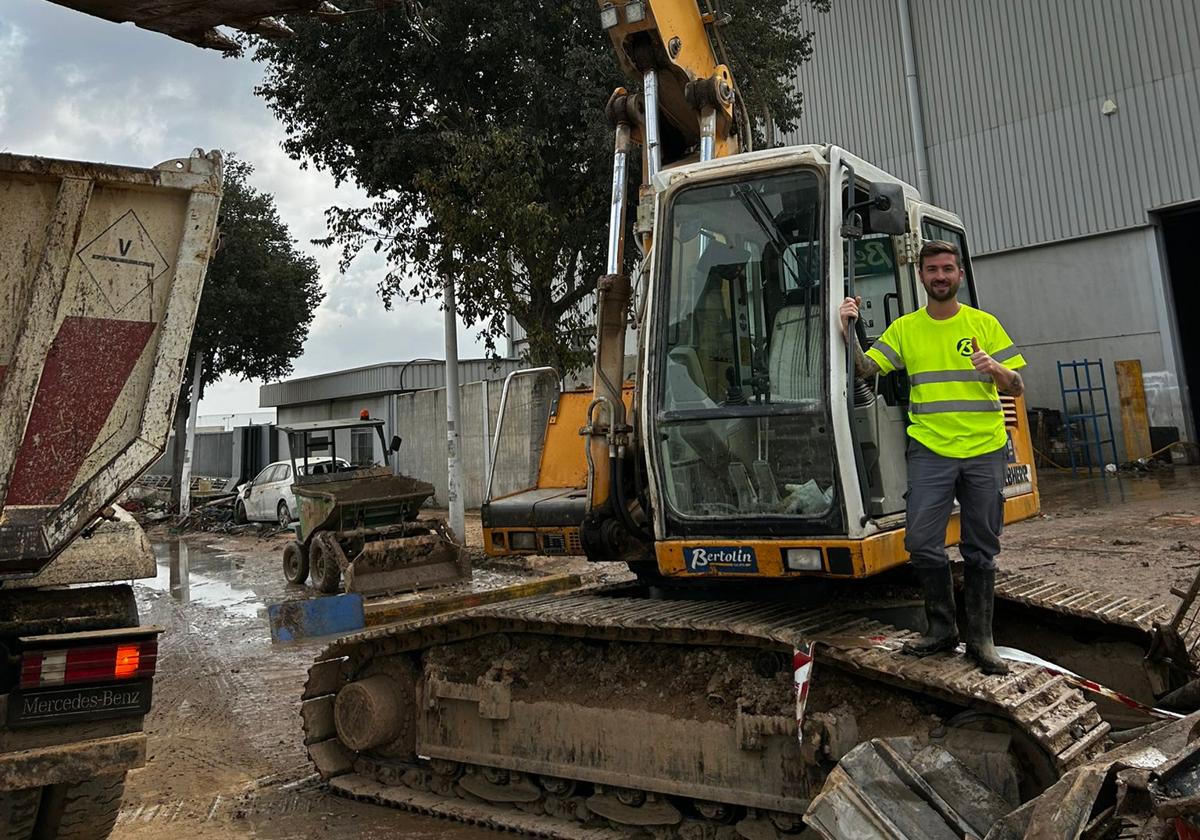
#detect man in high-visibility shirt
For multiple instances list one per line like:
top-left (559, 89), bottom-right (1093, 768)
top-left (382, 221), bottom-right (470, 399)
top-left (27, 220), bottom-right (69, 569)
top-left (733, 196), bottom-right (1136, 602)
top-left (839, 240), bottom-right (1026, 675)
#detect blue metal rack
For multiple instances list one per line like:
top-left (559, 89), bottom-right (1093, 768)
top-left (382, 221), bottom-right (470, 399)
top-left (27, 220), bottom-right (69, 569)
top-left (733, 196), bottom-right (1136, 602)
top-left (1057, 359), bottom-right (1119, 475)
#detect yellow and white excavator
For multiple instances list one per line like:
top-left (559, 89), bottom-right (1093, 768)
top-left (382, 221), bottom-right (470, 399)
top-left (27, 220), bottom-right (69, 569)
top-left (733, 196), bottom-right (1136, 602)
top-left (482, 0), bottom-right (1039, 583)
top-left (295, 2), bottom-right (1198, 836)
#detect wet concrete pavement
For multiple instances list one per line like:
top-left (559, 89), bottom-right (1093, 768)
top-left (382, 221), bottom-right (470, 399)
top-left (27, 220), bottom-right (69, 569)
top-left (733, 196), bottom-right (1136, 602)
top-left (113, 469), bottom-right (1200, 838)
top-left (999, 464), bottom-right (1200, 603)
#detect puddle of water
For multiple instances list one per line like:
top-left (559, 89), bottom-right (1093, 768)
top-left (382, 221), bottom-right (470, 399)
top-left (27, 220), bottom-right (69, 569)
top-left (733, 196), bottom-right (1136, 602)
top-left (1041, 465), bottom-right (1200, 513)
top-left (145, 539), bottom-right (262, 619)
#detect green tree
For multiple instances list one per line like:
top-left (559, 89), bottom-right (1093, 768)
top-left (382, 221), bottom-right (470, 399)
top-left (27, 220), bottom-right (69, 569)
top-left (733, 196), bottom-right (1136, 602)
top-left (252, 0), bottom-right (825, 374)
top-left (171, 156), bottom-right (324, 507)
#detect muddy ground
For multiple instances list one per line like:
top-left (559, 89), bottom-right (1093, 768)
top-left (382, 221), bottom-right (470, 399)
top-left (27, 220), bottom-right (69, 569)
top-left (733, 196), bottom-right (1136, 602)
top-left (111, 469), bottom-right (1200, 839)
top-left (1000, 465), bottom-right (1200, 602)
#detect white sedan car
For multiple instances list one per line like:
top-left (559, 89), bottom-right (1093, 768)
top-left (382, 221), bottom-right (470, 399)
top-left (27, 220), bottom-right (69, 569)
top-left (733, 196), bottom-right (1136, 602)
top-left (234, 457), bottom-right (349, 526)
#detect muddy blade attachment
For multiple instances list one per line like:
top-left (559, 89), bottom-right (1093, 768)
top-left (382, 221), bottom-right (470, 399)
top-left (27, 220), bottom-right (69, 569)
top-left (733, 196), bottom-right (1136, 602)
top-left (343, 521), bottom-right (470, 597)
top-left (806, 737), bottom-right (1012, 840)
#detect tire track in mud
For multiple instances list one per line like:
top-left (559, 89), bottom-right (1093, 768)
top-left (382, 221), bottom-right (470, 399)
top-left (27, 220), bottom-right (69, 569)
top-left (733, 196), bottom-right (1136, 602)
top-left (116, 769), bottom-right (326, 827)
top-left (123, 567), bottom-right (332, 834)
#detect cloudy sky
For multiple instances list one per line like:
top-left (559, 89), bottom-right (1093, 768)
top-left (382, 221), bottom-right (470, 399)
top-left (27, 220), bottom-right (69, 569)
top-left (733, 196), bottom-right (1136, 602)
top-left (0, 1), bottom-right (488, 416)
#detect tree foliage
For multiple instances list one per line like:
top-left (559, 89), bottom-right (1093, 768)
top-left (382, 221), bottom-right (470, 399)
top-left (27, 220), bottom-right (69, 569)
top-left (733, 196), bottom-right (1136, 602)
top-left (189, 156), bottom-right (324, 390)
top-left (253, 0), bottom-right (825, 372)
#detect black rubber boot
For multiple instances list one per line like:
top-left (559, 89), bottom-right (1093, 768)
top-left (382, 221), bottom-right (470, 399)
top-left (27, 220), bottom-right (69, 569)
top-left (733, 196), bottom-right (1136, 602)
top-left (963, 566), bottom-right (1010, 675)
top-left (902, 565), bottom-right (959, 656)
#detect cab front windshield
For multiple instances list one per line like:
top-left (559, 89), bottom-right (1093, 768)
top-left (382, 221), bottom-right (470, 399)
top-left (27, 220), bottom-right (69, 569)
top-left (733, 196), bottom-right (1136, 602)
top-left (655, 168), bottom-right (835, 522)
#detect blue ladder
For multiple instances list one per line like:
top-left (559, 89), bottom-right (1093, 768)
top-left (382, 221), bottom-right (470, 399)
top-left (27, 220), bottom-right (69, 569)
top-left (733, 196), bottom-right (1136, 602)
top-left (1057, 359), bottom-right (1119, 475)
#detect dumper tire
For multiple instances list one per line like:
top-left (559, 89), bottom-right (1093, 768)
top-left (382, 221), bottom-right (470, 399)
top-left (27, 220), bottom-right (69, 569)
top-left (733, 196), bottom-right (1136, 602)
top-left (32, 773), bottom-right (125, 840)
top-left (283, 540), bottom-right (310, 584)
top-left (310, 535), bottom-right (342, 594)
top-left (0, 787), bottom-right (41, 840)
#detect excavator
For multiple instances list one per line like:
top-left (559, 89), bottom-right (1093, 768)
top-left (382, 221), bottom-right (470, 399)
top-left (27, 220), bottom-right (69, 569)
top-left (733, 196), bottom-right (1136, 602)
top-left (480, 5), bottom-right (1036, 578)
top-left (295, 2), bottom-right (1200, 837)
top-left (30, 1), bottom-right (1200, 836)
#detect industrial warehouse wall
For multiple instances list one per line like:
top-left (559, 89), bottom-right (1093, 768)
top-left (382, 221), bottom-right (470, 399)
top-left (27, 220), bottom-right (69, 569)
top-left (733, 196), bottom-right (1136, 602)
top-left (786, 0), bottom-right (1200, 254)
top-left (974, 226), bottom-right (1185, 460)
top-left (785, 0), bottom-right (1200, 457)
top-left (147, 431), bottom-right (234, 479)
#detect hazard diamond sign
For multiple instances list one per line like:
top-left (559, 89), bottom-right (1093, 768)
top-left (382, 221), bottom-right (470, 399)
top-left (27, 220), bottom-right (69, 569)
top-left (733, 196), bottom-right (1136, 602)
top-left (77, 209), bottom-right (170, 316)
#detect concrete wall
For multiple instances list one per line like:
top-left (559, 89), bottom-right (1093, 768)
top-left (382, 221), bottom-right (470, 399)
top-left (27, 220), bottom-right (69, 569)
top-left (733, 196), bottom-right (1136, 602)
top-left (148, 430), bottom-right (233, 479)
top-left (276, 378), bottom-right (554, 509)
top-left (389, 378), bottom-right (550, 509)
top-left (975, 226), bottom-right (1186, 460)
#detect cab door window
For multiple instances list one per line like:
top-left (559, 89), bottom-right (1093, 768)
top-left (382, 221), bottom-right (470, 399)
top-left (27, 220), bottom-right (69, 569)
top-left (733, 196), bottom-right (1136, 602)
top-left (847, 234), bottom-right (905, 340)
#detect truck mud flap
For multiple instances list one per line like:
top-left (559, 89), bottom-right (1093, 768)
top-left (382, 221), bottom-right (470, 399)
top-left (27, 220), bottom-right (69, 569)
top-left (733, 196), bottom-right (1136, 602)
top-left (0, 584), bottom-right (138, 638)
top-left (0, 733), bottom-right (144, 790)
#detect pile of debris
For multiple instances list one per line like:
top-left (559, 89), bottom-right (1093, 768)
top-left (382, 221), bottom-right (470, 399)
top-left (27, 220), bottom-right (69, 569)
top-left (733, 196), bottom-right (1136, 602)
top-left (988, 712), bottom-right (1200, 839)
top-left (174, 496), bottom-right (286, 536)
top-left (120, 485), bottom-right (284, 536)
top-left (806, 712), bottom-right (1200, 839)
top-left (120, 484), bottom-right (173, 524)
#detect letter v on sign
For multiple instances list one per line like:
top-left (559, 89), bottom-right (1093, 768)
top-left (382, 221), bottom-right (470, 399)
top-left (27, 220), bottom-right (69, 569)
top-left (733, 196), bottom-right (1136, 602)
top-left (118, 238), bottom-right (132, 256)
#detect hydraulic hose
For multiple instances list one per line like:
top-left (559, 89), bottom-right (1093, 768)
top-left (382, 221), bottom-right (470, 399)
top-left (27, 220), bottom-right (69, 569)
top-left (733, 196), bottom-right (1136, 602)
top-left (612, 450), bottom-right (653, 542)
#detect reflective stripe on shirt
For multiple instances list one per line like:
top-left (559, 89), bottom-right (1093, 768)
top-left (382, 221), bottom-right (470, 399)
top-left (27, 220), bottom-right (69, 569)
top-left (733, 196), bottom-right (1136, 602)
top-left (993, 344), bottom-right (1021, 362)
top-left (910, 399), bottom-right (1003, 414)
top-left (909, 369), bottom-right (992, 386)
top-left (871, 341), bottom-right (903, 369)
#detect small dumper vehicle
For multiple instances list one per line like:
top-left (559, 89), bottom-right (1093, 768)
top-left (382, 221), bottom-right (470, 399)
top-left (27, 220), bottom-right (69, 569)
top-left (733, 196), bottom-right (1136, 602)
top-left (278, 417), bottom-right (470, 595)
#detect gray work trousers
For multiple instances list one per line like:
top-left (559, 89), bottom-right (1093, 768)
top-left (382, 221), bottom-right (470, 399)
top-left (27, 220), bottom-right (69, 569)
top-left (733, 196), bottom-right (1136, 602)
top-left (904, 439), bottom-right (1007, 571)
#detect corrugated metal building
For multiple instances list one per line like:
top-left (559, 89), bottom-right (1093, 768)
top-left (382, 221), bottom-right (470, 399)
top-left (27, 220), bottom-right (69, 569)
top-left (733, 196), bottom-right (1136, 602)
top-left (786, 0), bottom-right (1200, 455)
top-left (260, 358), bottom-right (524, 466)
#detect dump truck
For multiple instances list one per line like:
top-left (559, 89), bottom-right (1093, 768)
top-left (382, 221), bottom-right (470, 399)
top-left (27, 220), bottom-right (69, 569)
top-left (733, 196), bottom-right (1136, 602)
top-left (0, 150), bottom-right (222, 839)
top-left (279, 417), bottom-right (469, 595)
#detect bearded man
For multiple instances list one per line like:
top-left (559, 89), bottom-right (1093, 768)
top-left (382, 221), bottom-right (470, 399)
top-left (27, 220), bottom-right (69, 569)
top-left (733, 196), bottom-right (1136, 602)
top-left (839, 240), bottom-right (1026, 675)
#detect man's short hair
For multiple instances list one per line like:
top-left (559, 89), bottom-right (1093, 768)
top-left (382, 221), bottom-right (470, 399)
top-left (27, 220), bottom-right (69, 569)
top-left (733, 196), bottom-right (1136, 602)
top-left (919, 240), bottom-right (961, 269)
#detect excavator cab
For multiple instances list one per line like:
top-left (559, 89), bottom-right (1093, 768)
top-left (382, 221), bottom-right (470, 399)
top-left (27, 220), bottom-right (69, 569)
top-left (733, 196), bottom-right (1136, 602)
top-left (482, 145), bottom-right (1038, 581)
top-left (640, 145), bottom-right (1038, 578)
top-left (650, 162), bottom-right (835, 527)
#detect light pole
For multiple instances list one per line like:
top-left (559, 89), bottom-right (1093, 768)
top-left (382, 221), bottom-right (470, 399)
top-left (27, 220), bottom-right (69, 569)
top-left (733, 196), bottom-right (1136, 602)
top-left (443, 277), bottom-right (465, 543)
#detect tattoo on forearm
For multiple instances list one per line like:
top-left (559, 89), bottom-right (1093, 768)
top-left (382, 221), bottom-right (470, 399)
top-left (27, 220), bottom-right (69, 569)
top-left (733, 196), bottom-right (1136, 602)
top-left (998, 370), bottom-right (1024, 397)
top-left (853, 341), bottom-right (880, 380)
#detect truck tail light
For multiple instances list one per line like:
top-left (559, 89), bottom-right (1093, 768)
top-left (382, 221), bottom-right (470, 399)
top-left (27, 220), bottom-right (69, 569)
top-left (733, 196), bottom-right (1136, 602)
top-left (20, 640), bottom-right (158, 689)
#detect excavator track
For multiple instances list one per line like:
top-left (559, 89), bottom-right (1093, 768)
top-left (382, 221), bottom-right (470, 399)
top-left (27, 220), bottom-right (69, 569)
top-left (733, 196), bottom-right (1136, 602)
top-left (994, 571), bottom-right (1200, 704)
top-left (996, 571), bottom-right (1196, 637)
top-left (299, 579), bottom-right (1125, 839)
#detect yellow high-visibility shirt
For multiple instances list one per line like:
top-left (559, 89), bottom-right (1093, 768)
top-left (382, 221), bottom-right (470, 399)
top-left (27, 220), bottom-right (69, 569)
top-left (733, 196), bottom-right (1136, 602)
top-left (864, 304), bottom-right (1026, 458)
